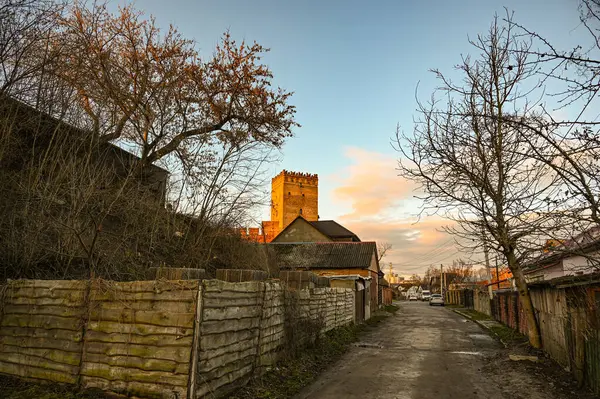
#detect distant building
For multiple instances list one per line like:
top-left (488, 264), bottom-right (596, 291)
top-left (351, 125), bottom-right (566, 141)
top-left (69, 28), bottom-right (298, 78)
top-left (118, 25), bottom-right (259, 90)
top-left (525, 228), bottom-right (600, 282)
top-left (267, 241), bottom-right (380, 320)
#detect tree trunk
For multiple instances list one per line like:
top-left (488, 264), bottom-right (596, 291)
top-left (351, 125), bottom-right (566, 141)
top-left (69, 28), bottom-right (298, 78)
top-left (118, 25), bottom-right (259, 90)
top-left (507, 252), bottom-right (542, 348)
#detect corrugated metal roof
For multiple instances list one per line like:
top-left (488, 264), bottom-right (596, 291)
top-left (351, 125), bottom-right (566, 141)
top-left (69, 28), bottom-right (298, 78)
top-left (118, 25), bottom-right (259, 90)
top-left (268, 241), bottom-right (377, 269)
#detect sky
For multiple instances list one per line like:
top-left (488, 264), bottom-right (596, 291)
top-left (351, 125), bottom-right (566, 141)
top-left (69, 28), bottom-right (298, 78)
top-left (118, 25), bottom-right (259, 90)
top-left (123, 0), bottom-right (590, 277)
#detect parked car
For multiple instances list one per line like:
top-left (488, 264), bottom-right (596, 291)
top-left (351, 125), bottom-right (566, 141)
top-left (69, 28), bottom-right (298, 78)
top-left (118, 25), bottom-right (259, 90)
top-left (408, 294), bottom-right (418, 301)
top-left (421, 290), bottom-right (432, 301)
top-left (429, 294), bottom-right (445, 306)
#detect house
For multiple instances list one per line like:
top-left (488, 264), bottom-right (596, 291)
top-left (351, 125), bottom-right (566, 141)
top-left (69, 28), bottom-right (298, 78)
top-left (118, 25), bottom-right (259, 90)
top-left (525, 228), bottom-right (600, 283)
top-left (267, 241), bottom-right (380, 321)
top-left (271, 215), bottom-right (361, 243)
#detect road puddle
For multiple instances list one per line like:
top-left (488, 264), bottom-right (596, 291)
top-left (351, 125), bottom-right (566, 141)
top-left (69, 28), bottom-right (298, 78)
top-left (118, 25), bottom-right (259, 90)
top-left (451, 351), bottom-right (483, 355)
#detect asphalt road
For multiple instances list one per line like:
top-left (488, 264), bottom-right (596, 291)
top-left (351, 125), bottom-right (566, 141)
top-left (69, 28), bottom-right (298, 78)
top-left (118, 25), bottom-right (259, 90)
top-left (294, 301), bottom-right (595, 399)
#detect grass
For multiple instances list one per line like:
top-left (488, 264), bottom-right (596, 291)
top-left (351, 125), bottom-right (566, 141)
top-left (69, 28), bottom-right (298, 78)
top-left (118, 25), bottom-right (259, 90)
top-left (458, 308), bottom-right (493, 321)
top-left (452, 308), bottom-right (530, 347)
top-left (489, 325), bottom-right (529, 346)
top-left (230, 325), bottom-right (363, 399)
top-left (0, 376), bottom-right (106, 399)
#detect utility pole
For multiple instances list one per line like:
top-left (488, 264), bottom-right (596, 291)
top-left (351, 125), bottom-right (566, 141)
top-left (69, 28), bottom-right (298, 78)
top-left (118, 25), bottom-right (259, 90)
top-left (440, 263), bottom-right (443, 296)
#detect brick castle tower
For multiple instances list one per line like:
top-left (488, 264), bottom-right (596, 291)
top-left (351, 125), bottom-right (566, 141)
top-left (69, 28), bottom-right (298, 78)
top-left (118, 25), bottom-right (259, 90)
top-left (242, 170), bottom-right (319, 242)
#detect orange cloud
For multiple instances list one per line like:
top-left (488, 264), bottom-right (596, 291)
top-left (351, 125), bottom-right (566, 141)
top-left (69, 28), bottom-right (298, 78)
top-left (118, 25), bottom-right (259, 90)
top-left (330, 147), bottom-right (467, 276)
top-left (331, 147), bottom-right (418, 220)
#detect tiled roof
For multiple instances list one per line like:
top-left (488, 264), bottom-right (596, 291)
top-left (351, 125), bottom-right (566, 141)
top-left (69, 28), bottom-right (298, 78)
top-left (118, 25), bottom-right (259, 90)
top-left (309, 220), bottom-right (360, 241)
top-left (268, 241), bottom-right (376, 269)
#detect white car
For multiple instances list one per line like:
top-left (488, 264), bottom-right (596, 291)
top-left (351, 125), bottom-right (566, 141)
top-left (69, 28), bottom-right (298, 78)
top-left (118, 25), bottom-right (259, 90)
top-left (421, 290), bottom-right (432, 301)
top-left (408, 294), bottom-right (418, 301)
top-left (429, 294), bottom-right (445, 306)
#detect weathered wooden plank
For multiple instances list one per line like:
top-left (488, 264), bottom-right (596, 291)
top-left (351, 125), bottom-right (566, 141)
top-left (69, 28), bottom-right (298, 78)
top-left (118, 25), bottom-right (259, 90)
top-left (203, 280), bottom-right (262, 293)
top-left (0, 345), bottom-right (81, 365)
top-left (84, 330), bottom-right (193, 347)
top-left (86, 320), bottom-right (193, 337)
top-left (83, 353), bottom-right (189, 374)
top-left (91, 300), bottom-right (195, 313)
top-left (84, 342), bottom-right (191, 362)
top-left (7, 280), bottom-right (87, 289)
top-left (0, 335), bottom-right (82, 352)
top-left (200, 328), bottom-right (258, 350)
top-left (91, 280), bottom-right (199, 294)
top-left (90, 290), bottom-right (196, 303)
top-left (4, 296), bottom-right (86, 307)
top-left (80, 362), bottom-right (189, 386)
top-left (4, 288), bottom-right (87, 301)
top-left (202, 306), bottom-right (262, 321)
top-left (88, 309), bottom-right (195, 328)
top-left (1, 314), bottom-right (82, 331)
top-left (0, 360), bottom-right (76, 384)
top-left (199, 337), bottom-right (258, 359)
top-left (0, 352), bottom-right (80, 374)
top-left (0, 326), bottom-right (83, 342)
top-left (197, 347), bottom-right (255, 374)
top-left (81, 376), bottom-right (186, 399)
top-left (202, 296), bottom-right (263, 308)
top-left (195, 364), bottom-right (253, 398)
top-left (200, 318), bottom-right (260, 335)
top-left (3, 304), bottom-right (86, 318)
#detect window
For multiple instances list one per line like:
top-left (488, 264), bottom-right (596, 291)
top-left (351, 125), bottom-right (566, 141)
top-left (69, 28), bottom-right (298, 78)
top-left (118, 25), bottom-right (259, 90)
top-left (288, 192), bottom-right (291, 196)
top-left (299, 208), bottom-right (303, 215)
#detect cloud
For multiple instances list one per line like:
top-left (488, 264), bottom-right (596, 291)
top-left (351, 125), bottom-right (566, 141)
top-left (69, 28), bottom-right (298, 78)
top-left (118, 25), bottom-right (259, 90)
top-left (330, 146), bottom-right (466, 276)
top-left (331, 147), bottom-right (418, 220)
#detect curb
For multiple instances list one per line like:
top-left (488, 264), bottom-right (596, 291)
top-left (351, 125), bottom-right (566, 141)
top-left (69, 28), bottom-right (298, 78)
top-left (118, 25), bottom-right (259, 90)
top-left (452, 309), bottom-right (508, 348)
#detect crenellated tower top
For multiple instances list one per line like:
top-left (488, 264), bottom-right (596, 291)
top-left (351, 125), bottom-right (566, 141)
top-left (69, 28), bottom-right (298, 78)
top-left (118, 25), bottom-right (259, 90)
top-left (272, 170), bottom-right (319, 186)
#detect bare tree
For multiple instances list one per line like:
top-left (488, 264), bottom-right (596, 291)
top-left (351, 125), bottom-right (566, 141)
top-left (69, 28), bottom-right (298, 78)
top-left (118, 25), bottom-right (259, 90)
top-left (395, 16), bottom-right (558, 348)
top-left (0, 0), bottom-right (64, 99)
top-left (377, 242), bottom-right (393, 262)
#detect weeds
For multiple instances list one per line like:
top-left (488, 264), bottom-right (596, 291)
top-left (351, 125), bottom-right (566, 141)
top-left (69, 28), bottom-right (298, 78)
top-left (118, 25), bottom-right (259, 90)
top-left (230, 325), bottom-right (360, 399)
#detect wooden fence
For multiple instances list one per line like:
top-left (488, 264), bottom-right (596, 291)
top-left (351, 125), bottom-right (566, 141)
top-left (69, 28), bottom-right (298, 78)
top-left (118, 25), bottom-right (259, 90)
top-left (448, 280), bottom-right (600, 396)
top-left (0, 279), bottom-right (355, 399)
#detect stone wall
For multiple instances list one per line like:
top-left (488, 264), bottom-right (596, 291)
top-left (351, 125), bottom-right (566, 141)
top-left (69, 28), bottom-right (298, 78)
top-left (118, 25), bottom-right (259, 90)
top-left (0, 279), bottom-right (354, 399)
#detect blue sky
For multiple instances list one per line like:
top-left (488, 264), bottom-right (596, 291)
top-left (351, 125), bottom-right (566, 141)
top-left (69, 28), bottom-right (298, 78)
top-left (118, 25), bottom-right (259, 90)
top-left (124, 0), bottom-right (588, 275)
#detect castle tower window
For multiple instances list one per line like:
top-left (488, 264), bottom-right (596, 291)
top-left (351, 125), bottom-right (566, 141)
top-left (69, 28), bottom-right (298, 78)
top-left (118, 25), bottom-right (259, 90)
top-left (288, 192), bottom-right (291, 196)
top-left (299, 208), bottom-right (303, 215)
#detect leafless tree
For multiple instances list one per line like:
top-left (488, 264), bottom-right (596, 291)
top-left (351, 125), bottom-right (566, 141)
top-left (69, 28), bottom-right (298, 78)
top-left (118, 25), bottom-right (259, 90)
top-left (377, 242), bottom-right (393, 262)
top-left (395, 16), bottom-right (558, 348)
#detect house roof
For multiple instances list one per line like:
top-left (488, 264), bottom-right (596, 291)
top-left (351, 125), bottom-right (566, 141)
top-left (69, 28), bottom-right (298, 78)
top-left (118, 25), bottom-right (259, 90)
top-left (268, 241), bottom-right (377, 270)
top-left (524, 226), bottom-right (600, 274)
top-left (308, 220), bottom-right (360, 241)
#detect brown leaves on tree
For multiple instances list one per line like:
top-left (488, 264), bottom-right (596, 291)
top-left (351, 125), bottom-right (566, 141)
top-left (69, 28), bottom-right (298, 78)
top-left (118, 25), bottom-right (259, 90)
top-left (54, 3), bottom-right (297, 168)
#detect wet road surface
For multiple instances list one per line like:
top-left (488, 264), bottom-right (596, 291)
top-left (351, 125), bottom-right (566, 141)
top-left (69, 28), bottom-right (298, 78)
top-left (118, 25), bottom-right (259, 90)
top-left (294, 301), bottom-right (594, 399)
